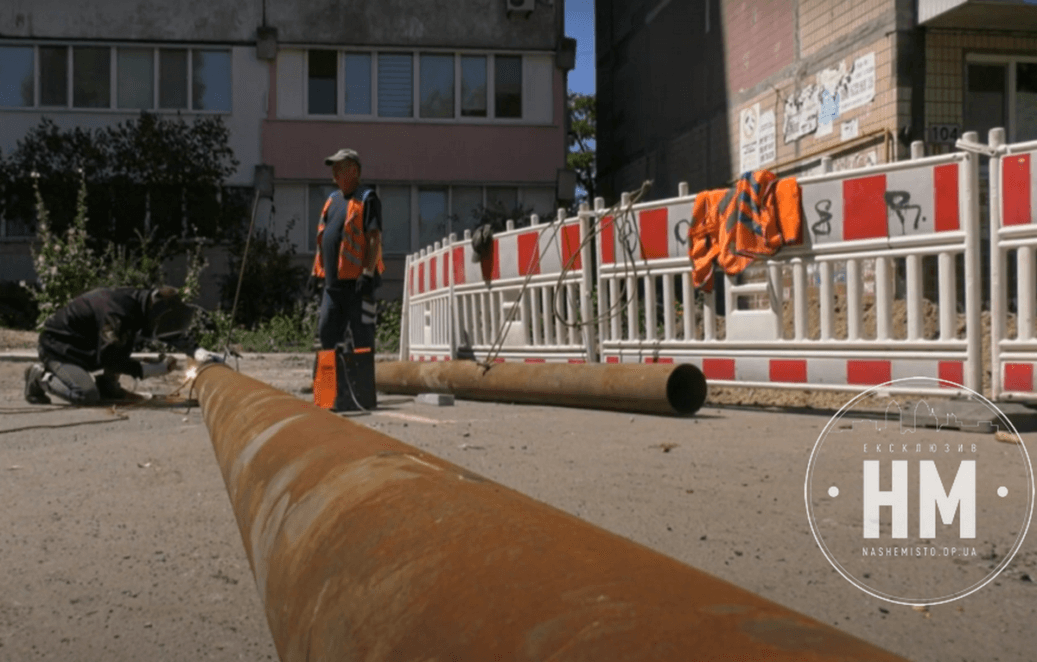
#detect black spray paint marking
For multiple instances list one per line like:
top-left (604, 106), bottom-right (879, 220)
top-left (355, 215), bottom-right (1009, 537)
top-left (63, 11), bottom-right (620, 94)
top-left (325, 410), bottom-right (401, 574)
top-left (674, 219), bottom-right (692, 246)
top-left (812, 199), bottom-right (833, 237)
top-left (885, 191), bottom-right (925, 234)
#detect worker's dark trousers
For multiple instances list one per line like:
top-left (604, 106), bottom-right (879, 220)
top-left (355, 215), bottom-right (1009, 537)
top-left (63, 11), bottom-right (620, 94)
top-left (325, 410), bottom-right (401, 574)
top-left (318, 285), bottom-right (376, 351)
top-left (37, 351), bottom-right (122, 405)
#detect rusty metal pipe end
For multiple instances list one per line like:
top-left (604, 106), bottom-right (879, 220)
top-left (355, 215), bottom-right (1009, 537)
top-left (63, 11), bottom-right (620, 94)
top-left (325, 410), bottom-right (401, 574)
top-left (667, 363), bottom-right (709, 415)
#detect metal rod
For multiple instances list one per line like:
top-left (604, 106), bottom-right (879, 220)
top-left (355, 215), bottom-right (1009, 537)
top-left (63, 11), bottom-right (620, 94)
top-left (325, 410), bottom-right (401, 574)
top-left (192, 363), bottom-right (909, 662)
top-left (377, 360), bottom-right (708, 416)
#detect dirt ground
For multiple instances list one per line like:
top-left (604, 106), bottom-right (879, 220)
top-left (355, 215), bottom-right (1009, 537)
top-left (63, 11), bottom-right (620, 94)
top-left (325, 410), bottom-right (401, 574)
top-left (2, 347), bottom-right (1037, 661)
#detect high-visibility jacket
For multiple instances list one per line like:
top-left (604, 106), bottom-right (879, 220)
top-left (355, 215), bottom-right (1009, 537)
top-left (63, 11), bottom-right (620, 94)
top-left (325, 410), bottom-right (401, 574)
top-left (688, 170), bottom-right (803, 292)
top-left (311, 188), bottom-right (385, 280)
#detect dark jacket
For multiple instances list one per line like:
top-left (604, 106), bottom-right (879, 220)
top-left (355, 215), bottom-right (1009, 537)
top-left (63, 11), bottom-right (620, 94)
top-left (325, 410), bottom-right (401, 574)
top-left (38, 288), bottom-right (156, 379)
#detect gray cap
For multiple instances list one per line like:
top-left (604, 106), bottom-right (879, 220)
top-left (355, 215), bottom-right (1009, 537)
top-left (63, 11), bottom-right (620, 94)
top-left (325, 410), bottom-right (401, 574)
top-left (325, 148), bottom-right (361, 168)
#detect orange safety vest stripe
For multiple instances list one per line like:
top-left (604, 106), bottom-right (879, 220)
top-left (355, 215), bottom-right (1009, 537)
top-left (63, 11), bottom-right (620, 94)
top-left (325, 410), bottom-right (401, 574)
top-left (688, 171), bottom-right (802, 292)
top-left (311, 192), bottom-right (386, 280)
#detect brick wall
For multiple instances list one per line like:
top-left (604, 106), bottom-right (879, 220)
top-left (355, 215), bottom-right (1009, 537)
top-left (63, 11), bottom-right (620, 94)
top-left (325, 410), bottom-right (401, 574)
top-left (799, 0), bottom-right (892, 57)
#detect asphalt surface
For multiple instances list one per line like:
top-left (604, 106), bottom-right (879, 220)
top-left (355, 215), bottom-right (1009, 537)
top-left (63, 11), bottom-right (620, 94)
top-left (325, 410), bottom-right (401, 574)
top-left (1, 352), bottom-right (1036, 661)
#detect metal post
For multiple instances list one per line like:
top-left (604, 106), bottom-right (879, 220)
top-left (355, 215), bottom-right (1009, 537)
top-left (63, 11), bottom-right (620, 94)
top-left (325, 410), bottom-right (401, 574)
top-left (989, 127), bottom-right (1006, 399)
top-left (963, 131), bottom-right (983, 393)
top-left (192, 363), bottom-right (910, 662)
top-left (578, 206), bottom-right (598, 362)
top-left (399, 254), bottom-right (412, 361)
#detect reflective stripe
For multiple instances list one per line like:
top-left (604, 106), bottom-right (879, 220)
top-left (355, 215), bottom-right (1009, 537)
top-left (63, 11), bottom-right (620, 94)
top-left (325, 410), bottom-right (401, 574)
top-left (340, 251), bottom-right (363, 267)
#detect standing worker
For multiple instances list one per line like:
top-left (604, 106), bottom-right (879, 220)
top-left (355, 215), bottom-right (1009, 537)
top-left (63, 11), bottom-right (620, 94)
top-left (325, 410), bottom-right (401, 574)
top-left (23, 286), bottom-right (223, 405)
top-left (311, 148), bottom-right (385, 351)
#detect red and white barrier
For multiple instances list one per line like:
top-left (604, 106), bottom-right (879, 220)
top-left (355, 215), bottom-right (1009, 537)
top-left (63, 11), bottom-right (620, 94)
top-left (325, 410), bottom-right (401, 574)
top-left (990, 130), bottom-right (1037, 401)
top-left (400, 138), bottom-right (999, 403)
top-left (593, 146), bottom-right (983, 398)
top-left (402, 210), bottom-right (596, 364)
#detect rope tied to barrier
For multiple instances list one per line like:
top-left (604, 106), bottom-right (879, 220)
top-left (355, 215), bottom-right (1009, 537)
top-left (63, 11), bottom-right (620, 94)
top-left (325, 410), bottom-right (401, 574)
top-left (476, 180), bottom-right (655, 368)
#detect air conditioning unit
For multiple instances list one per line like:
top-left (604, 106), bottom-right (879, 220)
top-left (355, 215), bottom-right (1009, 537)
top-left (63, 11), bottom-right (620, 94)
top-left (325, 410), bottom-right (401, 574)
top-left (507, 0), bottom-right (536, 14)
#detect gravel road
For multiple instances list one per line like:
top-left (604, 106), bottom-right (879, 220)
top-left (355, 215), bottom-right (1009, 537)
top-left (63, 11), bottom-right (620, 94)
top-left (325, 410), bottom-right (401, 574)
top-left (1, 352), bottom-right (1036, 661)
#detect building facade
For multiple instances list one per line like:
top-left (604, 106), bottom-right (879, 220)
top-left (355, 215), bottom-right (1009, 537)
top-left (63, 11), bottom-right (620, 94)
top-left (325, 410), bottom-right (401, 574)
top-left (595, 0), bottom-right (1037, 201)
top-left (0, 0), bottom-right (573, 301)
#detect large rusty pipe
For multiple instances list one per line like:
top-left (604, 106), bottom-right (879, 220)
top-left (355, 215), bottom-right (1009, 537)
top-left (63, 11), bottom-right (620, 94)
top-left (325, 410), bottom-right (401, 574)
top-left (192, 362), bottom-right (907, 662)
top-left (376, 360), bottom-right (709, 416)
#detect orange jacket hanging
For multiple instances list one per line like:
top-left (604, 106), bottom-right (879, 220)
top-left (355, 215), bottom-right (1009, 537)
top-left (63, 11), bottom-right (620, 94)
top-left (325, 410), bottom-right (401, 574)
top-left (311, 189), bottom-right (385, 281)
top-left (688, 170), bottom-right (803, 292)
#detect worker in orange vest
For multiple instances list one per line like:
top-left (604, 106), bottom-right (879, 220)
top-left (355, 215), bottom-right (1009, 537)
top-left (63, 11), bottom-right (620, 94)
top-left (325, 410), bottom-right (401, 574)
top-left (311, 148), bottom-right (386, 351)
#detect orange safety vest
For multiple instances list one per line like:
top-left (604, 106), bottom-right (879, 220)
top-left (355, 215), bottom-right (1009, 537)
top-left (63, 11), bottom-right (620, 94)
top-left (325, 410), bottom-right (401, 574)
top-left (311, 189), bottom-right (385, 280)
top-left (688, 170), bottom-right (803, 292)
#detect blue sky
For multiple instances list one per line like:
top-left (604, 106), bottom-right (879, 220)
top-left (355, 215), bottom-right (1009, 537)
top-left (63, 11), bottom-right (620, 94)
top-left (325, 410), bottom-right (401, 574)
top-left (565, 0), bottom-right (595, 95)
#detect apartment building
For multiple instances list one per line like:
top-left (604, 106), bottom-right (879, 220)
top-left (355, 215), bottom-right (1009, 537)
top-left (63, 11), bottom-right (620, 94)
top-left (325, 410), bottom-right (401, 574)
top-left (0, 0), bottom-right (574, 300)
top-left (595, 0), bottom-right (1037, 200)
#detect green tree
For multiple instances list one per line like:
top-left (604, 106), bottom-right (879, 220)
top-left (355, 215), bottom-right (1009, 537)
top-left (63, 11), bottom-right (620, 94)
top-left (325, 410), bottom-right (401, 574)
top-left (567, 92), bottom-right (596, 210)
top-left (1, 113), bottom-right (241, 247)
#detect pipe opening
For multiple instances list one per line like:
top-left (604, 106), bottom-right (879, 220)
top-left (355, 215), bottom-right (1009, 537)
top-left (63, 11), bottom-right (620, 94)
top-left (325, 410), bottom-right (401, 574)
top-left (666, 364), bottom-right (708, 415)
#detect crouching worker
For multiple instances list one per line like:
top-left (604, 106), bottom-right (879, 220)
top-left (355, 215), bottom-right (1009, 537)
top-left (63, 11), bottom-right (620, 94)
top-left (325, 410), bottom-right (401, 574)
top-left (24, 286), bottom-right (223, 405)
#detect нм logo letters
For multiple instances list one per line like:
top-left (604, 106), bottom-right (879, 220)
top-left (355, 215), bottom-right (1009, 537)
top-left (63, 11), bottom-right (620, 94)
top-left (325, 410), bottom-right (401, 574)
top-left (805, 377), bottom-right (1034, 605)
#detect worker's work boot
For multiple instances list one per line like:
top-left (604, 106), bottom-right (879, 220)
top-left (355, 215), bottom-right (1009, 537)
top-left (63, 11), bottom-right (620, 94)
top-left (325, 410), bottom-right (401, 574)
top-left (95, 373), bottom-right (129, 401)
top-left (23, 363), bottom-right (51, 405)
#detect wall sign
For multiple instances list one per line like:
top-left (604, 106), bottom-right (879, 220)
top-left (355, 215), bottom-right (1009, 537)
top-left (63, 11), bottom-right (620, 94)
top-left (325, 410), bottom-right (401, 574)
top-left (928, 124), bottom-right (961, 144)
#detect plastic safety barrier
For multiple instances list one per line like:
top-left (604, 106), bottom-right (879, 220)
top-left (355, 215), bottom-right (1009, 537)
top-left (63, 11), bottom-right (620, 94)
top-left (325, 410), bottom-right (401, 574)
top-left (594, 145), bottom-right (982, 398)
top-left (399, 130), bottom-right (1037, 402)
top-left (990, 128), bottom-right (1037, 401)
top-left (402, 210), bottom-right (596, 364)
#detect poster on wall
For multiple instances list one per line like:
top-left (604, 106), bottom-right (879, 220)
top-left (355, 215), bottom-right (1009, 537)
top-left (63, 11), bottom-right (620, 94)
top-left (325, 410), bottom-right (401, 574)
top-left (783, 85), bottom-right (820, 144)
top-left (759, 110), bottom-right (776, 166)
top-left (740, 103), bottom-right (760, 173)
top-left (816, 89), bottom-right (838, 137)
top-left (837, 52), bottom-right (876, 114)
top-left (783, 51), bottom-right (876, 144)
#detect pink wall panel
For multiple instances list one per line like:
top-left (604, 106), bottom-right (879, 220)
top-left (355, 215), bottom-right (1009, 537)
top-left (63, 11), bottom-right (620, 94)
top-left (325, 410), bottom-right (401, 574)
top-left (263, 121), bottom-right (565, 182)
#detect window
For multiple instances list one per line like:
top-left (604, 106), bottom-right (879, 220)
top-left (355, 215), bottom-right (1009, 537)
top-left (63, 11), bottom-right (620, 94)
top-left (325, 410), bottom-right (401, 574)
top-left (379, 53), bottom-right (413, 118)
top-left (487, 186), bottom-right (518, 216)
top-left (380, 186), bottom-right (412, 255)
top-left (523, 187), bottom-right (557, 221)
top-left (965, 57), bottom-right (1037, 144)
top-left (300, 49), bottom-right (542, 122)
top-left (118, 48), bottom-right (153, 109)
top-left (307, 184), bottom-right (338, 251)
top-left (0, 46), bottom-right (34, 107)
top-left (418, 188), bottom-right (448, 248)
top-left (452, 186), bottom-right (484, 228)
top-left (192, 50), bottom-right (231, 111)
top-left (40, 46), bottom-right (68, 107)
top-left (308, 50), bottom-right (337, 115)
top-left (495, 55), bottom-right (522, 118)
top-left (344, 53), bottom-right (371, 115)
top-left (0, 44), bottom-right (230, 112)
top-left (1016, 63), bottom-right (1037, 143)
top-left (159, 49), bottom-right (188, 109)
top-left (965, 64), bottom-right (1006, 143)
top-left (73, 46), bottom-right (110, 108)
top-left (461, 56), bottom-right (487, 117)
top-left (420, 54), bottom-right (454, 118)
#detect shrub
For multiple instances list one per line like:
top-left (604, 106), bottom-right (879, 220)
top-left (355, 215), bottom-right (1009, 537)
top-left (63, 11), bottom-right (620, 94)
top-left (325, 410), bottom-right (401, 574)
top-left (376, 298), bottom-right (403, 355)
top-left (30, 172), bottom-right (207, 330)
top-left (221, 224), bottom-right (306, 329)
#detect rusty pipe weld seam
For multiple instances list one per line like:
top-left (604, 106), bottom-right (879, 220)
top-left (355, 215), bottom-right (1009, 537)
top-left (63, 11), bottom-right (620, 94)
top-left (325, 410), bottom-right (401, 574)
top-left (191, 363), bottom-right (906, 662)
top-left (374, 360), bottom-right (708, 416)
